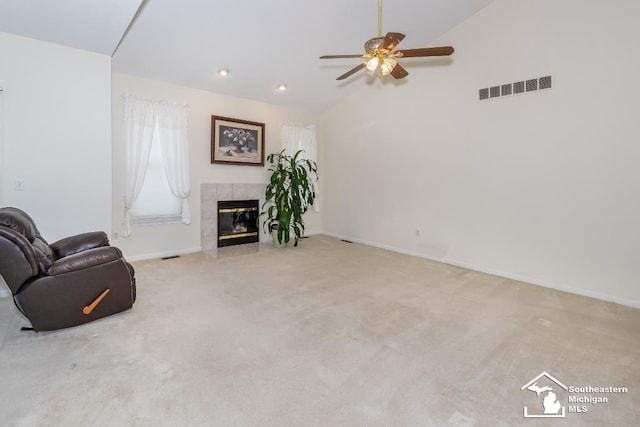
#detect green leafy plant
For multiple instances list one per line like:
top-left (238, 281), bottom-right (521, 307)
top-left (261, 149), bottom-right (318, 246)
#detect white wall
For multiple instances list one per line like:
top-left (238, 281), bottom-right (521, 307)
top-left (0, 32), bottom-right (112, 240)
top-left (321, 0), bottom-right (640, 306)
top-left (112, 73), bottom-right (322, 259)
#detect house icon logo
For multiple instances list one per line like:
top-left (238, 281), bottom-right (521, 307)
top-left (521, 371), bottom-right (568, 418)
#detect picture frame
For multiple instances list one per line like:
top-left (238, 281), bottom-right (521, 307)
top-left (211, 115), bottom-right (265, 166)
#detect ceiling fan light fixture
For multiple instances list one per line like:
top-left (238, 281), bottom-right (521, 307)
top-left (366, 57), bottom-right (379, 72)
top-left (380, 57), bottom-right (397, 76)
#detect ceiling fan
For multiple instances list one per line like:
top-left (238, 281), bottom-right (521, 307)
top-left (320, 0), bottom-right (455, 80)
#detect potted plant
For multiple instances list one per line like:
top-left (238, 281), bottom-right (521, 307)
top-left (261, 149), bottom-right (318, 247)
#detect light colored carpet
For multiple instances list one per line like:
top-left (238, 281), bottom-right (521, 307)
top-left (0, 235), bottom-right (638, 426)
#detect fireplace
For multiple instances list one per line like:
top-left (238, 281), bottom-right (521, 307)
top-left (217, 200), bottom-right (259, 247)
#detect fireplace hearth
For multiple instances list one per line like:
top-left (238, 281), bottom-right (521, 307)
top-left (217, 200), bottom-right (259, 247)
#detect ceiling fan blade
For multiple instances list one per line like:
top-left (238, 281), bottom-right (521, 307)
top-left (379, 32), bottom-right (405, 52)
top-left (337, 63), bottom-right (366, 80)
top-left (396, 46), bottom-right (455, 58)
top-left (390, 63), bottom-right (409, 79)
top-left (320, 54), bottom-right (365, 59)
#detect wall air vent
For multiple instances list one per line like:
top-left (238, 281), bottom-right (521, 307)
top-left (479, 75), bottom-right (552, 101)
top-left (513, 81), bottom-right (525, 94)
top-left (539, 75), bottom-right (552, 89)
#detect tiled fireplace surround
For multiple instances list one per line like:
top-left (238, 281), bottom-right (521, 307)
top-left (201, 183), bottom-right (267, 250)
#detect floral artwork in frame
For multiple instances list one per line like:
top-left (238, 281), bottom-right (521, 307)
top-left (211, 116), bottom-right (265, 166)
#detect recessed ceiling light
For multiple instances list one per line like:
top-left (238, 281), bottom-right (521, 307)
top-left (217, 68), bottom-right (230, 77)
top-left (276, 84), bottom-right (287, 91)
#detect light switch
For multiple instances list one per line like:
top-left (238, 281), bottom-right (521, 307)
top-left (14, 180), bottom-right (24, 191)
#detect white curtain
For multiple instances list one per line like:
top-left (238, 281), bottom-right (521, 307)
top-left (281, 124), bottom-right (319, 212)
top-left (122, 93), bottom-right (157, 236)
top-left (157, 101), bottom-right (191, 225)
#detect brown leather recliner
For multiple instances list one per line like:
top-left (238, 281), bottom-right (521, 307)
top-left (0, 207), bottom-right (136, 331)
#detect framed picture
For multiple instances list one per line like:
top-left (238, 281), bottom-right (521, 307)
top-left (211, 115), bottom-right (265, 166)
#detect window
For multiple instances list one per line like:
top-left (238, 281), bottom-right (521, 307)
top-left (130, 124), bottom-right (182, 224)
top-left (281, 124), bottom-right (319, 212)
top-left (122, 94), bottom-right (190, 236)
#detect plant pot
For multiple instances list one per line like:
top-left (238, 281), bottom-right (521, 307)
top-left (271, 229), bottom-right (288, 248)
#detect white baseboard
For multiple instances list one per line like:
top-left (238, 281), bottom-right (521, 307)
top-left (126, 247), bottom-right (202, 262)
top-left (126, 233), bottom-right (320, 260)
top-left (322, 232), bottom-right (640, 309)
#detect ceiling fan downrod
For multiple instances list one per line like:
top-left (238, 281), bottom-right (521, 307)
top-left (378, 0), bottom-right (383, 37)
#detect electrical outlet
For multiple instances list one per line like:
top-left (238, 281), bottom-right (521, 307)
top-left (14, 180), bottom-right (24, 191)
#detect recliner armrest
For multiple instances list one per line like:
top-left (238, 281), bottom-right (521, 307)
top-left (47, 246), bottom-right (123, 276)
top-left (51, 231), bottom-right (109, 258)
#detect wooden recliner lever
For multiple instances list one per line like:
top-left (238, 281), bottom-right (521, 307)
top-left (83, 289), bottom-right (110, 315)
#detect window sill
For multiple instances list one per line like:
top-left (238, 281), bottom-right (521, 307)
top-left (131, 216), bottom-right (182, 226)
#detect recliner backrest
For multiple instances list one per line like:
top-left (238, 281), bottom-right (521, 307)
top-left (0, 208), bottom-right (55, 293)
top-left (0, 227), bottom-right (38, 294)
top-left (0, 208), bottom-right (37, 240)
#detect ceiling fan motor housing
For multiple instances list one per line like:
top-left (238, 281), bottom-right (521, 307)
top-left (364, 37), bottom-right (384, 54)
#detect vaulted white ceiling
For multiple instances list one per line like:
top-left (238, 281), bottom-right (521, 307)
top-left (0, 0), bottom-right (495, 111)
top-left (0, 0), bottom-right (142, 55)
